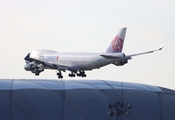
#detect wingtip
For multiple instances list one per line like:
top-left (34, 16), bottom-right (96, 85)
top-left (159, 45), bottom-right (164, 50)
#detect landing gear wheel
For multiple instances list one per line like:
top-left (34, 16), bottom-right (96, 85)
top-left (82, 74), bottom-right (86, 77)
top-left (68, 73), bottom-right (76, 77)
top-left (58, 75), bottom-right (63, 79)
top-left (34, 68), bottom-right (40, 76)
top-left (35, 73), bottom-right (40, 76)
top-left (57, 72), bottom-right (63, 79)
top-left (77, 70), bottom-right (87, 77)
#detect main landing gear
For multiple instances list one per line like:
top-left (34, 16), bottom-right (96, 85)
top-left (68, 70), bottom-right (87, 78)
top-left (57, 70), bottom-right (87, 79)
top-left (57, 71), bottom-right (63, 79)
top-left (68, 72), bottom-right (76, 77)
top-left (77, 70), bottom-right (87, 77)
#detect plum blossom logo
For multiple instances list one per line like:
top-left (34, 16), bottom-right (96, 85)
top-left (112, 36), bottom-right (123, 52)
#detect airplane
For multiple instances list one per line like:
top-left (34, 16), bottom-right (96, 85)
top-left (24, 27), bottom-right (163, 79)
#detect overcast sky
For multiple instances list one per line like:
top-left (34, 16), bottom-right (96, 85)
top-left (1, 0), bottom-right (175, 89)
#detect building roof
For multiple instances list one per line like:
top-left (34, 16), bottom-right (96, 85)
top-left (0, 79), bottom-right (175, 120)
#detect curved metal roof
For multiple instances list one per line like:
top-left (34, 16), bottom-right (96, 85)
top-left (0, 79), bottom-right (174, 120)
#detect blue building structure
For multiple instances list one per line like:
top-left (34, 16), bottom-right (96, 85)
top-left (0, 79), bottom-right (174, 120)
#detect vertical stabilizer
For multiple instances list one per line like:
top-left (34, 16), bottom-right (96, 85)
top-left (106, 27), bottom-right (127, 53)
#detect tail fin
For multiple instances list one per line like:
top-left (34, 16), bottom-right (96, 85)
top-left (106, 27), bottom-right (127, 53)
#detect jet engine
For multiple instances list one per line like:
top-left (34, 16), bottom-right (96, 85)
top-left (31, 68), bottom-right (44, 74)
top-left (24, 63), bottom-right (36, 71)
top-left (113, 60), bottom-right (128, 66)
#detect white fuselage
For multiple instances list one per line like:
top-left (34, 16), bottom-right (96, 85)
top-left (30, 50), bottom-right (123, 71)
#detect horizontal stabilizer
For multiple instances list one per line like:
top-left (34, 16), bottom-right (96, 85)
top-left (100, 53), bottom-right (125, 59)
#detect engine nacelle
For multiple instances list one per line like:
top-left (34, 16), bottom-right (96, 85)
top-left (24, 64), bottom-right (36, 71)
top-left (31, 68), bottom-right (44, 73)
top-left (113, 60), bottom-right (128, 66)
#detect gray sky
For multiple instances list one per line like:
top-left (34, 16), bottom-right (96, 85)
top-left (1, 0), bottom-right (175, 89)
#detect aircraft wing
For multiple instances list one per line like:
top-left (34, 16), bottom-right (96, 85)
top-left (43, 62), bottom-right (70, 71)
top-left (112, 45), bottom-right (163, 66)
top-left (100, 45), bottom-right (163, 60)
top-left (38, 61), bottom-right (70, 71)
top-left (125, 45), bottom-right (164, 58)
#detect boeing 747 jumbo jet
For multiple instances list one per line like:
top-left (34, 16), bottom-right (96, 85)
top-left (24, 27), bottom-right (163, 79)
